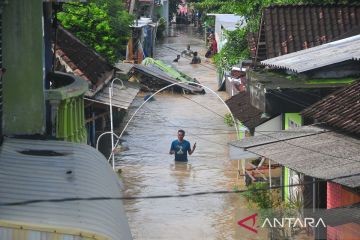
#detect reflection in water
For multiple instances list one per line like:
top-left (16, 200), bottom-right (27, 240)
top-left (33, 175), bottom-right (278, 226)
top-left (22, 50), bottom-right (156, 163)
top-left (118, 26), bottom-right (268, 240)
top-left (170, 162), bottom-right (193, 192)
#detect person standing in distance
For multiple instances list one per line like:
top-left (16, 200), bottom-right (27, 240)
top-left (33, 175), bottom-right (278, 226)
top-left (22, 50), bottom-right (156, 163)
top-left (169, 130), bottom-right (196, 162)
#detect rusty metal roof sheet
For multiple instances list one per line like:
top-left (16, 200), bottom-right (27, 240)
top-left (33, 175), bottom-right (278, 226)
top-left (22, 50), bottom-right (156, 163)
top-left (254, 4), bottom-right (360, 61)
top-left (261, 34), bottom-right (360, 72)
top-left (301, 79), bottom-right (360, 135)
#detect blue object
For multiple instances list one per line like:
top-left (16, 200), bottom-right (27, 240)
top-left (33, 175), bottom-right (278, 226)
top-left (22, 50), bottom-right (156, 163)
top-left (144, 94), bottom-right (154, 101)
top-left (170, 140), bottom-right (191, 162)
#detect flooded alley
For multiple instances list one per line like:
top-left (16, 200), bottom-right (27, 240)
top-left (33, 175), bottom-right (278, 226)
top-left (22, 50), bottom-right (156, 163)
top-left (117, 26), bottom-right (265, 240)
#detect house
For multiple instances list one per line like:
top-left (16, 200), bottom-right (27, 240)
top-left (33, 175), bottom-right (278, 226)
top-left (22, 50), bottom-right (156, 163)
top-left (205, 14), bottom-right (247, 92)
top-left (302, 80), bottom-right (360, 240)
top-left (55, 26), bottom-right (139, 147)
top-left (251, 4), bottom-right (360, 63)
top-left (226, 92), bottom-right (269, 136)
top-left (233, 4), bottom-right (360, 130)
top-left (227, 8), bottom-right (360, 238)
top-left (232, 34), bottom-right (360, 239)
top-left (126, 17), bottom-right (157, 63)
top-left (230, 80), bottom-right (360, 239)
top-left (206, 14), bottom-right (246, 52)
top-left (0, 1), bottom-right (132, 239)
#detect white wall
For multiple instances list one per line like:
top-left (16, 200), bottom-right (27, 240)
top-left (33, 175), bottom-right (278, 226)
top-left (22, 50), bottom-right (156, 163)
top-left (254, 115), bottom-right (282, 136)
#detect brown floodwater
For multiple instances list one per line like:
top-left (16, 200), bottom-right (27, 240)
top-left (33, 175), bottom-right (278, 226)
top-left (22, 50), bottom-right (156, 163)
top-left (116, 25), bottom-right (269, 240)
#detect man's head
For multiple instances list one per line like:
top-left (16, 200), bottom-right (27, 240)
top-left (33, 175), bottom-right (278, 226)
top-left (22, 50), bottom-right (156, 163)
top-left (178, 129), bottom-right (185, 141)
top-left (187, 45), bottom-right (191, 50)
top-left (193, 51), bottom-right (198, 57)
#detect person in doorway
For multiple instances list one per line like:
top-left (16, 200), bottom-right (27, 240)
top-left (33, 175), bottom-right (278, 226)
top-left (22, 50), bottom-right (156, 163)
top-left (190, 51), bottom-right (201, 64)
top-left (169, 129), bottom-right (196, 162)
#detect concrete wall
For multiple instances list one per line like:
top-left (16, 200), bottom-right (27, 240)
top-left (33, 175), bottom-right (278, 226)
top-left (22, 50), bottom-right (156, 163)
top-left (3, 0), bottom-right (45, 135)
top-left (254, 115), bottom-right (282, 136)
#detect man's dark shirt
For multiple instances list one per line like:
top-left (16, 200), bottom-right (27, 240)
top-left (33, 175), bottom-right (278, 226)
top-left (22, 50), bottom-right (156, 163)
top-left (170, 140), bottom-right (191, 161)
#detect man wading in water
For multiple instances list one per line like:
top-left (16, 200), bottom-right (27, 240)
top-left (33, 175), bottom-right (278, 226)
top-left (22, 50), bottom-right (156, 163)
top-left (169, 130), bottom-right (196, 162)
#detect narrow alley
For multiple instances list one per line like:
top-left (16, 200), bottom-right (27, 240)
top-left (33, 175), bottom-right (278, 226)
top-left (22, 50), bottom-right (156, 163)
top-left (116, 25), bottom-right (266, 240)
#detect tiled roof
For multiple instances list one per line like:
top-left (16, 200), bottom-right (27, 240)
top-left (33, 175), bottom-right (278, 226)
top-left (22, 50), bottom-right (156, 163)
top-left (254, 4), bottom-right (360, 61)
top-left (225, 92), bottom-right (267, 130)
top-left (55, 26), bottom-right (114, 94)
top-left (301, 79), bottom-right (360, 135)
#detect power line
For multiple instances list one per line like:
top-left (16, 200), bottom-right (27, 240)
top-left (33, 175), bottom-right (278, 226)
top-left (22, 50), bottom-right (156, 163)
top-left (135, 96), bottom-right (360, 163)
top-left (172, 95), bottom-right (360, 163)
top-left (272, 90), bottom-right (316, 108)
top-left (268, 90), bottom-right (310, 108)
top-left (180, 94), bottom-right (226, 120)
top-left (2, 172), bottom-right (360, 206)
top-left (138, 105), bottom-right (229, 147)
top-left (159, 88), bottom-right (360, 163)
top-left (240, 132), bottom-right (360, 170)
top-left (123, 145), bottom-right (222, 160)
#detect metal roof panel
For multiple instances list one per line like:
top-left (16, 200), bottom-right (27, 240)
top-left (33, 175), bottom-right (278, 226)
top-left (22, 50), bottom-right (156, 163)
top-left (0, 138), bottom-right (133, 240)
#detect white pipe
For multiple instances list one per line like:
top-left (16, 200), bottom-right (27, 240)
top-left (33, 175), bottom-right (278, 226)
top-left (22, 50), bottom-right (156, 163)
top-left (96, 131), bottom-right (119, 152)
top-left (109, 87), bottom-right (115, 169)
top-left (109, 78), bottom-right (124, 170)
top-left (107, 81), bottom-right (239, 162)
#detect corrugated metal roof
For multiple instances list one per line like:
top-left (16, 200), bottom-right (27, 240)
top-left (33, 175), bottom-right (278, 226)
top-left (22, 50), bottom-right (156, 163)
top-left (0, 138), bottom-right (132, 240)
top-left (253, 4), bottom-right (360, 62)
top-left (302, 79), bottom-right (360, 135)
top-left (229, 126), bottom-right (360, 188)
top-left (86, 81), bottom-right (139, 109)
top-left (261, 34), bottom-right (360, 72)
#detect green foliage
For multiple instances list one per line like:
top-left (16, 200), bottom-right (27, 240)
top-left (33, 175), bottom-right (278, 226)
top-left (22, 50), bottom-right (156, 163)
top-left (156, 17), bottom-right (167, 39)
top-left (58, 0), bottom-right (133, 63)
top-left (224, 113), bottom-right (234, 127)
top-left (214, 27), bottom-right (249, 70)
top-left (241, 182), bottom-right (273, 209)
top-left (194, 0), bottom-right (356, 69)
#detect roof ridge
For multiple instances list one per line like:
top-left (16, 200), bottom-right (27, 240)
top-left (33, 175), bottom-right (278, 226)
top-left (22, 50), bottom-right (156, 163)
top-left (267, 3), bottom-right (360, 8)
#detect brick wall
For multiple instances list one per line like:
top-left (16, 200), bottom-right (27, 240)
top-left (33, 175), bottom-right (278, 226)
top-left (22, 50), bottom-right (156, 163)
top-left (327, 182), bottom-right (360, 240)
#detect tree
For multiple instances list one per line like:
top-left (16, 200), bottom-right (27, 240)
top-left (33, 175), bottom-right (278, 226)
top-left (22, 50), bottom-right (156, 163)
top-left (192, 0), bottom-right (357, 69)
top-left (58, 0), bottom-right (133, 63)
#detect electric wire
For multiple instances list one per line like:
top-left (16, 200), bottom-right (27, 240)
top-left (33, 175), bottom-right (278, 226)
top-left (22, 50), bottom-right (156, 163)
top-left (2, 172), bottom-right (360, 206)
top-left (142, 98), bottom-right (360, 163)
top-left (140, 105), bottom-right (229, 147)
top-left (271, 89), bottom-right (315, 108)
top-left (267, 90), bottom-right (310, 108)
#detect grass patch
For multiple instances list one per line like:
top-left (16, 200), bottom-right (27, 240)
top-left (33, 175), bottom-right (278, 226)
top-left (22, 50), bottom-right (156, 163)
top-left (305, 78), bottom-right (356, 84)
